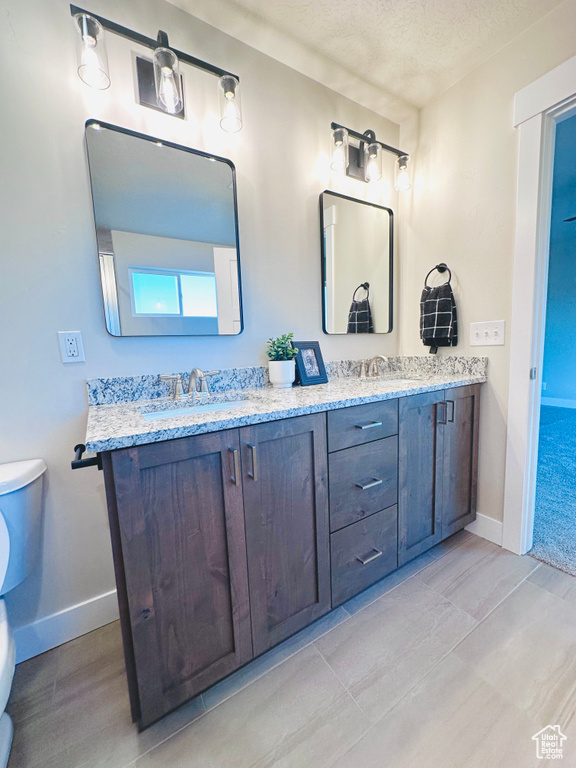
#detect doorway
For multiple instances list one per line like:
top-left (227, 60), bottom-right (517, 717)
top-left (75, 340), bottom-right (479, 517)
top-left (502, 55), bottom-right (576, 556)
top-left (531, 113), bottom-right (576, 573)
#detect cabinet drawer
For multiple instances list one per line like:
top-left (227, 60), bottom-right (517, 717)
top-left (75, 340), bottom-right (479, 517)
top-left (327, 399), bottom-right (398, 452)
top-left (329, 436), bottom-right (397, 531)
top-left (331, 506), bottom-right (398, 607)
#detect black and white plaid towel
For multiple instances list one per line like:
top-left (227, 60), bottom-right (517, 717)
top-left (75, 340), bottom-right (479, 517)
top-left (347, 284), bottom-right (374, 334)
top-left (420, 282), bottom-right (458, 354)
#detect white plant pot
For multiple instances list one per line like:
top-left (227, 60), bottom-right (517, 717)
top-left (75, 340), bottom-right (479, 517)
top-left (268, 360), bottom-right (295, 389)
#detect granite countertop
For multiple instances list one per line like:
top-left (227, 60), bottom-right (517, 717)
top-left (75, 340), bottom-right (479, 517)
top-left (85, 371), bottom-right (487, 453)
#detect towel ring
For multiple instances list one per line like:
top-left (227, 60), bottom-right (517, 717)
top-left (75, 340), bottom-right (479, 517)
top-left (424, 263), bottom-right (451, 286)
top-left (352, 282), bottom-right (370, 301)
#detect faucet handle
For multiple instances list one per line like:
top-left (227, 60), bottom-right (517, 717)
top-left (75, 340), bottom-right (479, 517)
top-left (204, 370), bottom-right (220, 377)
top-left (160, 374), bottom-right (186, 400)
top-left (353, 361), bottom-right (367, 379)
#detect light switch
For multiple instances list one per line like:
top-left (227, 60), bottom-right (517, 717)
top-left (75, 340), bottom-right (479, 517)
top-left (469, 320), bottom-right (505, 346)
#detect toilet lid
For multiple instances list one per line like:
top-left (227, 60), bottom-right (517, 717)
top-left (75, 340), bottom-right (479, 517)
top-left (0, 517), bottom-right (8, 597)
top-left (0, 459), bottom-right (46, 496)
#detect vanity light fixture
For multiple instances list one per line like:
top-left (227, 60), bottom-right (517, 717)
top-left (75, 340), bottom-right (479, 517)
top-left (70, 5), bottom-right (242, 131)
top-left (330, 122), bottom-right (410, 188)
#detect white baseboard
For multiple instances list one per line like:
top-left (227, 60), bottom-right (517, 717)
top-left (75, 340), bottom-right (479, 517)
top-left (541, 397), bottom-right (576, 409)
top-left (466, 513), bottom-right (503, 546)
top-left (12, 590), bottom-right (119, 664)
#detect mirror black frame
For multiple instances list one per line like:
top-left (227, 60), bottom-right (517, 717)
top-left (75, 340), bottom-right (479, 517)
top-left (85, 119), bottom-right (244, 337)
top-left (319, 190), bottom-right (393, 335)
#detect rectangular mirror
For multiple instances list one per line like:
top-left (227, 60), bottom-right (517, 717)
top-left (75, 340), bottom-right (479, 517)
top-left (85, 121), bottom-right (243, 336)
top-left (320, 191), bottom-right (393, 334)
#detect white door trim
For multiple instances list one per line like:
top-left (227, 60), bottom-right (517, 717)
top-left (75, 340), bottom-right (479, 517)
top-left (502, 54), bottom-right (576, 554)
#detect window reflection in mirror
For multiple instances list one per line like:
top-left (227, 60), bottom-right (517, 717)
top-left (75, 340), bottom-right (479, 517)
top-left (320, 191), bottom-right (393, 335)
top-left (85, 121), bottom-right (242, 336)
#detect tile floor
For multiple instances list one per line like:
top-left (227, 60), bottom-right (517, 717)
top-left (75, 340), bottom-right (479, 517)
top-left (8, 530), bottom-right (576, 768)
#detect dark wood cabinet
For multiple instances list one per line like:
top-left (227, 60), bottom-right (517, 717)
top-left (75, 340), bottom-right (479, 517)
top-left (398, 385), bottom-right (480, 566)
top-left (441, 385), bottom-right (480, 537)
top-left (104, 430), bottom-right (253, 728)
top-left (100, 384), bottom-right (480, 729)
top-left (241, 414), bottom-right (330, 655)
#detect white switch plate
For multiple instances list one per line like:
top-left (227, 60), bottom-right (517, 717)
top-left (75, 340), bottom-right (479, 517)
top-left (469, 320), bottom-right (506, 346)
top-left (58, 331), bottom-right (85, 363)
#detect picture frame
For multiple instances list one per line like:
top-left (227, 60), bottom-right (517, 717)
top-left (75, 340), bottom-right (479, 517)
top-left (292, 340), bottom-right (328, 386)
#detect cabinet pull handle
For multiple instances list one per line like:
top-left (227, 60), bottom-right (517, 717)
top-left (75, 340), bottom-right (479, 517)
top-left (356, 478), bottom-right (383, 490)
top-left (446, 400), bottom-right (455, 423)
top-left (229, 447), bottom-right (240, 485)
top-left (437, 401), bottom-right (447, 425)
top-left (357, 548), bottom-right (383, 566)
top-left (355, 421), bottom-right (383, 430)
top-left (247, 443), bottom-right (258, 481)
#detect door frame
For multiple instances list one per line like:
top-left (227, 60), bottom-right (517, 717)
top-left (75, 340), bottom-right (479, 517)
top-left (502, 54), bottom-right (576, 554)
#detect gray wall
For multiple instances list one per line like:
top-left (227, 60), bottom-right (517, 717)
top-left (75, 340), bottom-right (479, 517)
top-left (0, 0), bottom-right (400, 650)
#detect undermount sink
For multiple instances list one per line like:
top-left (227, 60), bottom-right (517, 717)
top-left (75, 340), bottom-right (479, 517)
top-left (140, 399), bottom-right (249, 421)
top-left (359, 377), bottom-right (421, 385)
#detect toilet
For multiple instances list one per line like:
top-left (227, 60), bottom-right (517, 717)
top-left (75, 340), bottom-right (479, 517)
top-left (0, 459), bottom-right (46, 767)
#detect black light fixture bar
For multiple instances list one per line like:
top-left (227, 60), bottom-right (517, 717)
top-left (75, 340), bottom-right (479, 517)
top-left (70, 4), bottom-right (239, 81)
top-left (331, 122), bottom-right (407, 158)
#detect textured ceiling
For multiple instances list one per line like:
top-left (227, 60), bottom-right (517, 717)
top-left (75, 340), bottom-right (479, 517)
top-left (168, 0), bottom-right (564, 109)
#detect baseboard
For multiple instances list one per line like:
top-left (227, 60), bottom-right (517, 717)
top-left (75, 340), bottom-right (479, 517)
top-left (12, 590), bottom-right (119, 664)
top-left (466, 513), bottom-right (503, 546)
top-left (541, 397), bottom-right (576, 409)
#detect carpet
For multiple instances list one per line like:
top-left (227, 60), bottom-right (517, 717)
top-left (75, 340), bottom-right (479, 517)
top-left (530, 405), bottom-right (576, 575)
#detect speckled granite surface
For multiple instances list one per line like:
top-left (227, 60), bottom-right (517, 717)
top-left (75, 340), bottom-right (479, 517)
top-left (85, 356), bottom-right (487, 453)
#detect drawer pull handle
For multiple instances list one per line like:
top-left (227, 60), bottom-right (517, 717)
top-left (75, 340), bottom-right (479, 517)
top-left (247, 443), bottom-right (258, 481)
top-left (357, 548), bottom-right (383, 566)
top-left (446, 400), bottom-right (455, 423)
top-left (229, 447), bottom-right (240, 485)
top-left (356, 478), bottom-right (383, 490)
top-left (355, 421), bottom-right (383, 430)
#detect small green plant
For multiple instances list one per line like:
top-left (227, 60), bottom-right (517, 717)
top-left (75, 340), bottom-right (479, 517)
top-left (266, 333), bottom-right (298, 361)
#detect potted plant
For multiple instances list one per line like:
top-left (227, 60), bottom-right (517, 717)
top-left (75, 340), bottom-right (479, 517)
top-left (266, 333), bottom-right (298, 388)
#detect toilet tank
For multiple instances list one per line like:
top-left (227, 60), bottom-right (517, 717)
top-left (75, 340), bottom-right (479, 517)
top-left (0, 460), bottom-right (46, 595)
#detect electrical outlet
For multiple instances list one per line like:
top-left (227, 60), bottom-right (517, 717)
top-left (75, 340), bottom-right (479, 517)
top-left (469, 320), bottom-right (505, 346)
top-left (58, 331), bottom-right (85, 363)
top-left (542, 382), bottom-right (547, 391)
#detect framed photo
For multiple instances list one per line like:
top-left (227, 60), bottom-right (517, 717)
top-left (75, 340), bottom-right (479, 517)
top-left (292, 340), bottom-right (328, 386)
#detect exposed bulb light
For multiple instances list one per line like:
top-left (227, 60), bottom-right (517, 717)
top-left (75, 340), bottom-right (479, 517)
top-left (394, 154), bottom-right (412, 192)
top-left (153, 47), bottom-right (183, 114)
top-left (365, 142), bottom-right (382, 183)
top-left (330, 127), bottom-right (349, 173)
top-left (219, 76), bottom-right (243, 132)
top-left (74, 13), bottom-right (110, 90)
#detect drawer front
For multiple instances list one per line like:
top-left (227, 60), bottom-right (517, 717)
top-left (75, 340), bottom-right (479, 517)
top-left (329, 436), bottom-right (398, 531)
top-left (327, 399), bottom-right (398, 452)
top-left (331, 506), bottom-right (398, 607)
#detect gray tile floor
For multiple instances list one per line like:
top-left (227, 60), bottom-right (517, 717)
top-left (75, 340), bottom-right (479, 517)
top-left (9, 530), bottom-right (576, 768)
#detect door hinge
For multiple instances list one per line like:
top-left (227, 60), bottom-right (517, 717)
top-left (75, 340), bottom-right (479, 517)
top-left (530, 367), bottom-right (537, 380)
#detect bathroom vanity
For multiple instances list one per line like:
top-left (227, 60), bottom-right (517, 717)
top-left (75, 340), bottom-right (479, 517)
top-left (84, 363), bottom-right (484, 729)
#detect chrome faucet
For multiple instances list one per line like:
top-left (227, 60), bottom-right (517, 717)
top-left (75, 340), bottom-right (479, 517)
top-left (188, 368), bottom-right (219, 398)
top-left (366, 355), bottom-right (389, 378)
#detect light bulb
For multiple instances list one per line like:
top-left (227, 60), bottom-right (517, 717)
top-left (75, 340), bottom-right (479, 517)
top-left (153, 48), bottom-right (183, 115)
top-left (219, 76), bottom-right (243, 132)
top-left (330, 128), bottom-right (349, 172)
top-left (394, 155), bottom-right (412, 191)
top-left (74, 13), bottom-right (110, 90)
top-left (365, 142), bottom-right (382, 183)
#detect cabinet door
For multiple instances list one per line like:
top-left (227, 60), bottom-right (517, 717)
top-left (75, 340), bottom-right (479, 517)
top-left (398, 391), bottom-right (444, 565)
top-left (108, 429), bottom-right (252, 728)
top-left (241, 413), bottom-right (330, 656)
top-left (441, 384), bottom-right (480, 537)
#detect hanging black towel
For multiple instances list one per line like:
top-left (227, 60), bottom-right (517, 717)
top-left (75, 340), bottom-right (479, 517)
top-left (420, 266), bottom-right (458, 354)
top-left (347, 283), bottom-right (373, 333)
